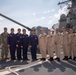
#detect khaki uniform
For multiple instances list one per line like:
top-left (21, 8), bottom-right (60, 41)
top-left (74, 34), bottom-right (76, 57)
top-left (1, 32), bottom-right (8, 58)
top-left (60, 32), bottom-right (69, 57)
top-left (47, 34), bottom-right (54, 58)
top-left (69, 33), bottom-right (76, 57)
top-left (53, 33), bottom-right (61, 58)
top-left (0, 35), bottom-right (1, 45)
top-left (39, 33), bottom-right (47, 58)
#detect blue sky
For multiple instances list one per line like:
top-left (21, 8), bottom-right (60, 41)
top-left (0, 0), bottom-right (68, 33)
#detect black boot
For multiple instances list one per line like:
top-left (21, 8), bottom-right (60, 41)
top-left (43, 58), bottom-right (46, 61)
top-left (63, 56), bottom-right (68, 60)
top-left (40, 58), bottom-right (44, 60)
top-left (73, 57), bottom-right (76, 61)
top-left (41, 58), bottom-right (46, 61)
top-left (57, 57), bottom-right (60, 61)
top-left (49, 57), bottom-right (53, 61)
top-left (69, 56), bottom-right (72, 59)
top-left (63, 56), bottom-right (66, 60)
top-left (66, 56), bottom-right (68, 60)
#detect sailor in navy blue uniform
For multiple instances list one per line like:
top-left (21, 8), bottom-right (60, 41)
top-left (29, 29), bottom-right (38, 61)
top-left (16, 28), bottom-right (22, 60)
top-left (8, 28), bottom-right (16, 60)
top-left (22, 29), bottom-right (29, 61)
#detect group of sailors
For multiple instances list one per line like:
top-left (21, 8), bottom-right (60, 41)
top-left (0, 27), bottom-right (76, 62)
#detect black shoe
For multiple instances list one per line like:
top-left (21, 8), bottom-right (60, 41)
top-left (49, 57), bottom-right (53, 61)
top-left (66, 56), bottom-right (68, 60)
top-left (10, 60), bottom-right (14, 61)
top-left (40, 58), bottom-right (43, 60)
top-left (32, 59), bottom-right (38, 62)
top-left (34, 59), bottom-right (38, 61)
top-left (41, 58), bottom-right (46, 61)
top-left (43, 58), bottom-right (46, 61)
top-left (63, 56), bottom-right (68, 61)
top-left (69, 56), bottom-right (72, 59)
top-left (57, 57), bottom-right (60, 61)
top-left (73, 57), bottom-right (76, 61)
top-left (26, 59), bottom-right (30, 61)
top-left (17, 60), bottom-right (21, 61)
top-left (5, 57), bottom-right (9, 60)
top-left (23, 58), bottom-right (30, 61)
top-left (10, 59), bottom-right (15, 61)
top-left (17, 58), bottom-right (21, 61)
top-left (63, 56), bottom-right (66, 60)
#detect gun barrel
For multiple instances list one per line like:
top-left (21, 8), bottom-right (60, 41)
top-left (0, 13), bottom-right (31, 31)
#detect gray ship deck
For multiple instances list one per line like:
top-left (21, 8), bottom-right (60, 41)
top-left (0, 49), bottom-right (76, 75)
top-left (0, 54), bottom-right (76, 75)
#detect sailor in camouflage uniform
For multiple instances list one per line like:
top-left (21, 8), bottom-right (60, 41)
top-left (0, 34), bottom-right (1, 60)
top-left (1, 27), bottom-right (8, 60)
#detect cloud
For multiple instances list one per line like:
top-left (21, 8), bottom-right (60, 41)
top-left (44, 9), bottom-right (55, 14)
top-left (41, 16), bottom-right (45, 19)
top-left (48, 20), bottom-right (52, 24)
top-left (33, 13), bottom-right (36, 16)
top-left (0, 16), bottom-right (3, 21)
top-left (51, 9), bottom-right (55, 12)
top-left (44, 11), bottom-right (47, 14)
top-left (49, 16), bottom-right (52, 19)
top-left (47, 10), bottom-right (50, 13)
top-left (44, 10), bottom-right (50, 14)
top-left (0, 17), bottom-right (3, 25)
top-left (54, 5), bottom-right (69, 19)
